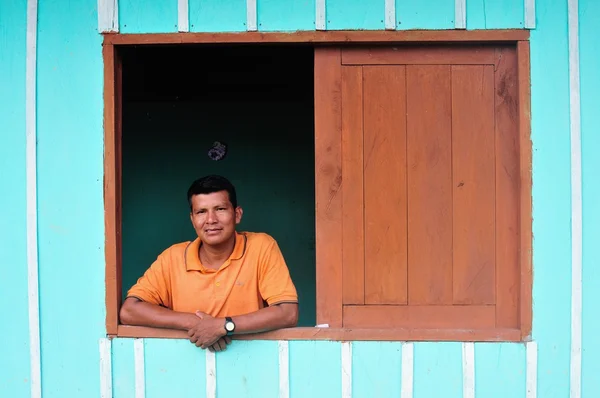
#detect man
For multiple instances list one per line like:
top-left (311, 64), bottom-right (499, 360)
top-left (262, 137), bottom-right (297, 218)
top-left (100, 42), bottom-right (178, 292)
top-left (120, 175), bottom-right (299, 352)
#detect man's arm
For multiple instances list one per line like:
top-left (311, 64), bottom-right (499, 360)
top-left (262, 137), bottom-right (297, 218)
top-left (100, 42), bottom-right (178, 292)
top-left (120, 298), bottom-right (233, 352)
top-left (188, 303), bottom-right (298, 349)
top-left (231, 302), bottom-right (298, 334)
top-left (120, 297), bottom-right (199, 330)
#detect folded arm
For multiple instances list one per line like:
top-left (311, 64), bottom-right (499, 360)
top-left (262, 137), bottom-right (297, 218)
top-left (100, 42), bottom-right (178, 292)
top-left (120, 297), bottom-right (199, 330)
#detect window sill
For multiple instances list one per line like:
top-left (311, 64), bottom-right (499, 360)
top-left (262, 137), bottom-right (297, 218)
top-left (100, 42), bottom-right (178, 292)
top-left (115, 325), bottom-right (525, 342)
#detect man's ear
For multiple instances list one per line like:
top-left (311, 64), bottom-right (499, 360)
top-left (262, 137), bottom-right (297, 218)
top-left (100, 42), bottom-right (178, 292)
top-left (235, 206), bottom-right (243, 225)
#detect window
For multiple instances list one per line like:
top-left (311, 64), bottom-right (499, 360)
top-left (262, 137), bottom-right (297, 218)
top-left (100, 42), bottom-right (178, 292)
top-left (104, 31), bottom-right (531, 342)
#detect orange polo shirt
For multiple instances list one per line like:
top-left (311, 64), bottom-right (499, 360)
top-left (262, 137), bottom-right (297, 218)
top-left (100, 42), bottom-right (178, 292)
top-left (126, 231), bottom-right (298, 317)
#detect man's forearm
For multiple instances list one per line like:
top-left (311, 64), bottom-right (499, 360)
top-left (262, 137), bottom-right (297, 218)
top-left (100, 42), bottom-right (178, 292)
top-left (230, 303), bottom-right (298, 335)
top-left (120, 298), bottom-right (198, 330)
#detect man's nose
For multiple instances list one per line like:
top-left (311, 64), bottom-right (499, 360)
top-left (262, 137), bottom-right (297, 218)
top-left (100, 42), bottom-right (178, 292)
top-left (207, 211), bottom-right (217, 223)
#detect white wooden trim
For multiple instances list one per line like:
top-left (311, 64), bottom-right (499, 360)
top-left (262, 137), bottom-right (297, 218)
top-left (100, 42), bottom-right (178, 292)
top-left (246, 0), bottom-right (257, 31)
top-left (178, 0), bottom-right (189, 32)
top-left (98, 0), bottom-right (119, 33)
top-left (206, 350), bottom-right (216, 398)
top-left (524, 0), bottom-right (536, 28)
top-left (316, 0), bottom-right (326, 30)
top-left (341, 342), bottom-right (352, 398)
top-left (99, 339), bottom-right (113, 398)
top-left (526, 342), bottom-right (538, 398)
top-left (385, 0), bottom-right (396, 30)
top-left (401, 343), bottom-right (414, 398)
top-left (278, 341), bottom-right (289, 398)
top-left (134, 339), bottom-right (145, 398)
top-left (26, 1), bottom-right (41, 397)
top-left (462, 343), bottom-right (475, 398)
top-left (455, 0), bottom-right (466, 29)
top-left (568, 0), bottom-right (582, 395)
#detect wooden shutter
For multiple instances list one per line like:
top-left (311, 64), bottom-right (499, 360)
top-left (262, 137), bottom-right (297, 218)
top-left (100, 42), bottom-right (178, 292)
top-left (315, 44), bottom-right (528, 334)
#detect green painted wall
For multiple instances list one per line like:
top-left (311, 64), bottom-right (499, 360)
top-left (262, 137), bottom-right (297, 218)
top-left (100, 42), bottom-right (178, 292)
top-left (120, 46), bottom-right (316, 327)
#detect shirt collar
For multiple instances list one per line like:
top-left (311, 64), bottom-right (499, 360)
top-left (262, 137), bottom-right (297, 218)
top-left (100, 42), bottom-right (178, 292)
top-left (185, 231), bottom-right (247, 272)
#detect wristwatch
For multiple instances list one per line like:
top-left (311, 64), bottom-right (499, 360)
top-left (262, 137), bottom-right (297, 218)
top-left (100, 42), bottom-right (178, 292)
top-left (224, 316), bottom-right (235, 335)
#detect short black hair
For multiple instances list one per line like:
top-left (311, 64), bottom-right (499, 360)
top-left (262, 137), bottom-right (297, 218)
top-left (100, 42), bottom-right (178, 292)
top-left (187, 175), bottom-right (238, 210)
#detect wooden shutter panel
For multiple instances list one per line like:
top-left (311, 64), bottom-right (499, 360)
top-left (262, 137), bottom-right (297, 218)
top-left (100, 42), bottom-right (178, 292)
top-left (316, 44), bottom-right (522, 332)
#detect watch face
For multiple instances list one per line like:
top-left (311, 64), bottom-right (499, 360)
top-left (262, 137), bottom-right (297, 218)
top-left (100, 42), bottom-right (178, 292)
top-left (225, 321), bottom-right (234, 332)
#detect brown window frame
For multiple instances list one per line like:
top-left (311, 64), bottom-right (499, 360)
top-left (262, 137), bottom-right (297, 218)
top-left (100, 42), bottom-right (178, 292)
top-left (103, 29), bottom-right (532, 342)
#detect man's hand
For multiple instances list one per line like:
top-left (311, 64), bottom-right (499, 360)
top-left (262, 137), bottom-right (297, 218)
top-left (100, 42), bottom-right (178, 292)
top-left (187, 311), bottom-right (229, 351)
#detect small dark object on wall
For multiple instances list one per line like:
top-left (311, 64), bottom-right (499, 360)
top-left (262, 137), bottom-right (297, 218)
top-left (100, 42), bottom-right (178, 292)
top-left (208, 141), bottom-right (227, 161)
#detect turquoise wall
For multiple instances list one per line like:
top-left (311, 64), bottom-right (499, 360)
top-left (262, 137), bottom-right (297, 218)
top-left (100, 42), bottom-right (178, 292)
top-left (1, 0), bottom-right (599, 396)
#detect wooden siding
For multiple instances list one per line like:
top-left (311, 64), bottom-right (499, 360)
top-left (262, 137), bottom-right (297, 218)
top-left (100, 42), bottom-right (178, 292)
top-left (1, 0), bottom-right (599, 397)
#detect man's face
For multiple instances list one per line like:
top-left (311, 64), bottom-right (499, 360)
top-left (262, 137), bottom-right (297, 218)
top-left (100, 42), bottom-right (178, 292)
top-left (189, 190), bottom-right (242, 247)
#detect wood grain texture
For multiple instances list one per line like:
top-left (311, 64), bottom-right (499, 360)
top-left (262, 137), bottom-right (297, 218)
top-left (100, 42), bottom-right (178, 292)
top-left (343, 305), bottom-right (496, 329)
top-left (103, 30), bottom-right (530, 45)
top-left (117, 325), bottom-right (522, 342)
top-left (341, 66), bottom-right (365, 305)
top-left (407, 65), bottom-right (453, 305)
top-left (494, 46), bottom-right (520, 329)
top-left (342, 46), bottom-right (496, 65)
top-left (363, 65), bottom-right (408, 305)
top-left (315, 48), bottom-right (343, 327)
top-left (103, 43), bottom-right (119, 335)
top-left (451, 65), bottom-right (496, 305)
top-left (517, 41), bottom-right (533, 339)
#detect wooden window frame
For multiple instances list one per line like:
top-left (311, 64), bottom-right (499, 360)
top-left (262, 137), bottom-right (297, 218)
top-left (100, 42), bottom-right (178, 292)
top-left (103, 29), bottom-right (532, 342)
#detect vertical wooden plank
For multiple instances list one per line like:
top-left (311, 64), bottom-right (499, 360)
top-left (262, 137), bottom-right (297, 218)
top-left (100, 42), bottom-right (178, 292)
top-left (363, 65), bottom-right (408, 305)
top-left (100, 339), bottom-right (113, 398)
top-left (326, 0), bottom-right (384, 30)
top-left (177, 0), bottom-right (189, 32)
top-left (580, 0), bottom-right (600, 394)
top-left (341, 342), bottom-right (352, 398)
top-left (495, 47), bottom-right (520, 328)
top-left (246, 0), bottom-right (257, 31)
top-left (474, 343), bottom-right (526, 398)
top-left (567, 0), bottom-right (583, 391)
top-left (279, 341), bottom-right (290, 398)
top-left (413, 343), bottom-right (462, 398)
top-left (144, 340), bottom-right (206, 398)
top-left (341, 66), bottom-right (364, 305)
top-left (451, 65), bottom-right (496, 305)
top-left (36, 0), bottom-right (105, 394)
top-left (525, 0), bottom-right (536, 28)
top-left (103, 43), bottom-right (119, 336)
top-left (455, 0), bottom-right (466, 28)
top-left (0, 2), bottom-right (31, 396)
top-left (385, 0), bottom-right (396, 29)
top-left (396, 0), bottom-right (454, 29)
top-left (215, 341), bottom-right (279, 397)
top-left (315, 0), bottom-right (326, 30)
top-left (407, 65), bottom-right (453, 305)
top-left (111, 339), bottom-right (136, 398)
top-left (466, 0), bottom-right (524, 30)
top-left (189, 0), bottom-right (246, 32)
top-left (289, 342), bottom-right (341, 397)
top-left (256, 0), bottom-right (315, 31)
top-left (315, 48), bottom-right (343, 327)
top-left (352, 342), bottom-right (402, 397)
top-left (530, 0), bottom-right (572, 394)
top-left (518, 41), bottom-right (533, 338)
top-left (98, 0), bottom-right (119, 32)
top-left (25, 0), bottom-right (41, 396)
top-left (119, 0), bottom-right (177, 33)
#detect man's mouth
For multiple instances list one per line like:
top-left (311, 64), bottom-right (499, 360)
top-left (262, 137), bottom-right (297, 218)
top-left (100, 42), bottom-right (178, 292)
top-left (205, 228), bottom-right (222, 233)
